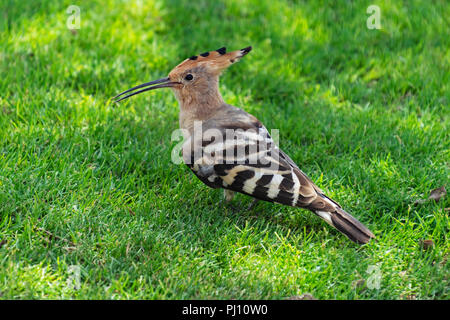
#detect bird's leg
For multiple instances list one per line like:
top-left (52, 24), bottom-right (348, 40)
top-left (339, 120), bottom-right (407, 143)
top-left (247, 198), bottom-right (259, 211)
top-left (223, 190), bottom-right (259, 213)
top-left (224, 189), bottom-right (235, 202)
top-left (223, 190), bottom-right (242, 214)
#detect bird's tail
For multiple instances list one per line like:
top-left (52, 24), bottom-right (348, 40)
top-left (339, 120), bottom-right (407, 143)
top-left (312, 197), bottom-right (375, 244)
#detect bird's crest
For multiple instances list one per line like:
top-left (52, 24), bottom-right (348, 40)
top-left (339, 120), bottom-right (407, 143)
top-left (170, 46), bottom-right (252, 76)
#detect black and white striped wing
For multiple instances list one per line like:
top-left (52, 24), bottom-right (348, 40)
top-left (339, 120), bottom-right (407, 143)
top-left (187, 124), bottom-right (331, 210)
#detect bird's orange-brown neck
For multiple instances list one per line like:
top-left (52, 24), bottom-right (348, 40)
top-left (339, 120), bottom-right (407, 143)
top-left (173, 76), bottom-right (225, 131)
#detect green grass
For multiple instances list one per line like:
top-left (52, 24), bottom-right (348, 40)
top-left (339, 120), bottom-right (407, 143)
top-left (0, 0), bottom-right (449, 299)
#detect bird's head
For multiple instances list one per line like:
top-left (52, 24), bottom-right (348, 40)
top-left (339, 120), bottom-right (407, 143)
top-left (114, 46), bottom-right (252, 104)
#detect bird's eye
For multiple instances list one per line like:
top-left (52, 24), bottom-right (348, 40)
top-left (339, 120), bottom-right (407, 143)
top-left (184, 74), bottom-right (193, 81)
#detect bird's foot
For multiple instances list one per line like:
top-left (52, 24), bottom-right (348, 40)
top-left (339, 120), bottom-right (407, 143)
top-left (247, 199), bottom-right (259, 211)
top-left (221, 190), bottom-right (239, 214)
top-left (224, 189), bottom-right (235, 202)
top-left (222, 190), bottom-right (260, 214)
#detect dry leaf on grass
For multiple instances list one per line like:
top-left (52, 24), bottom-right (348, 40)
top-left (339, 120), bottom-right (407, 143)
top-left (419, 239), bottom-right (434, 251)
top-left (414, 186), bottom-right (446, 205)
top-left (429, 186), bottom-right (446, 202)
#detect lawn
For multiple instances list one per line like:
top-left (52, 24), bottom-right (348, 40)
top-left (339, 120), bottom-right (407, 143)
top-left (0, 0), bottom-right (448, 299)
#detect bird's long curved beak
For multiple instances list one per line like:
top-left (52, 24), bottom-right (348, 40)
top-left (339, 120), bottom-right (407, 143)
top-left (114, 77), bottom-right (179, 102)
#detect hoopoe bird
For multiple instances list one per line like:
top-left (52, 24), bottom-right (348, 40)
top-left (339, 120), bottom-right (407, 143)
top-left (114, 46), bottom-right (375, 244)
